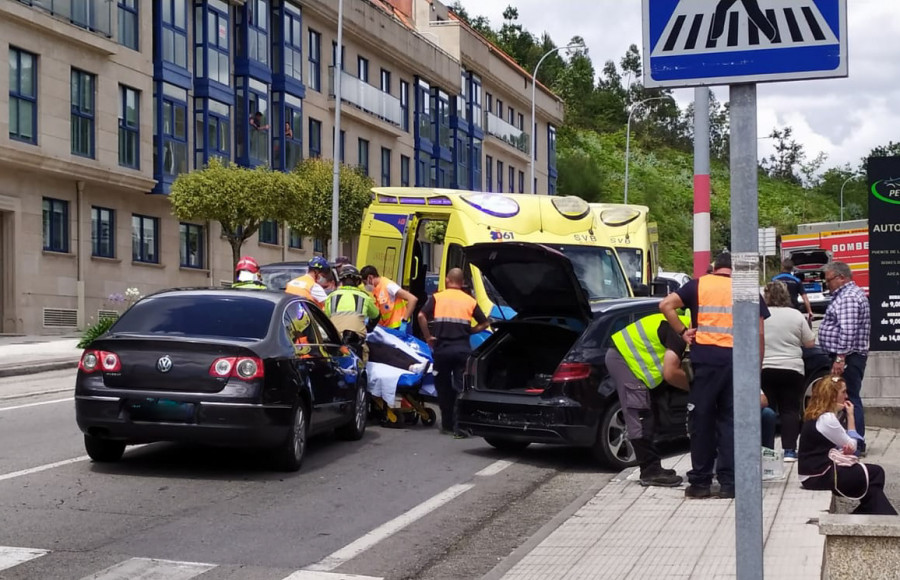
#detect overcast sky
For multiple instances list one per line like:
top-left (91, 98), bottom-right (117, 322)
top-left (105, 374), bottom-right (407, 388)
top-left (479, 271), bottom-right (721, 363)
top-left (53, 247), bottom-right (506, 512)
top-left (459, 0), bottom-right (897, 171)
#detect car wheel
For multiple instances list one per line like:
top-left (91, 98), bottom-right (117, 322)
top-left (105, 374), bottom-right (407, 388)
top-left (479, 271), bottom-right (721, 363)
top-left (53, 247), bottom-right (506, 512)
top-left (336, 379), bottom-right (368, 441)
top-left (593, 400), bottom-right (638, 469)
top-left (83, 434), bottom-right (125, 463)
top-left (275, 402), bottom-right (308, 472)
top-left (484, 437), bottom-right (531, 452)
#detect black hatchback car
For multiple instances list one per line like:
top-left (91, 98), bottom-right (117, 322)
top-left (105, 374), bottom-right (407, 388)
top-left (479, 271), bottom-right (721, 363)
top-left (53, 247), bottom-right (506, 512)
top-left (75, 288), bottom-right (367, 472)
top-left (457, 243), bottom-right (832, 470)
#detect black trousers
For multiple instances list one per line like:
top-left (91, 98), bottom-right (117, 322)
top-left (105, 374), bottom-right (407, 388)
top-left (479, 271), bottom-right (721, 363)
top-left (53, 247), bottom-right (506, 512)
top-left (801, 463), bottom-right (897, 515)
top-left (761, 367), bottom-right (805, 450)
top-left (433, 347), bottom-right (468, 432)
top-left (688, 361), bottom-right (734, 487)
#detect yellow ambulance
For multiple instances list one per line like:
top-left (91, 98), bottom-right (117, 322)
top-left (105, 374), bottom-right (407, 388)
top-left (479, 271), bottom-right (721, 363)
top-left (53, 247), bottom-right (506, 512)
top-left (590, 203), bottom-right (658, 289)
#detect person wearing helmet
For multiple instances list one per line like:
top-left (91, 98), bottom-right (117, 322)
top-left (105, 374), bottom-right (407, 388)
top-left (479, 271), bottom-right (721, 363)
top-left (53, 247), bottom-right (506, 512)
top-left (233, 256), bottom-right (267, 290)
top-left (360, 265), bottom-right (418, 334)
top-left (285, 256), bottom-right (329, 307)
top-left (325, 265), bottom-right (379, 363)
top-left (285, 301), bottom-right (317, 358)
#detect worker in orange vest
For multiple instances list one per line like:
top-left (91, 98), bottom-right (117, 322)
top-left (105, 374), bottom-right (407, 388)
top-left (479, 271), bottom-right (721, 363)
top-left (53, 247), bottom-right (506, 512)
top-left (360, 265), bottom-right (418, 334)
top-left (418, 268), bottom-right (490, 437)
top-left (285, 256), bottom-right (329, 308)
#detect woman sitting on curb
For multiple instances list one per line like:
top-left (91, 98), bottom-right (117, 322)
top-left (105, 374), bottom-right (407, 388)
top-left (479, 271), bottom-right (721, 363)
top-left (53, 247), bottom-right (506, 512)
top-left (798, 375), bottom-right (897, 515)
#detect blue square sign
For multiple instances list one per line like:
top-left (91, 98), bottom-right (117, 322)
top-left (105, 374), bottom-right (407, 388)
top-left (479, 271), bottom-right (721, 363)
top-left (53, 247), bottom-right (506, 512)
top-left (642, 0), bottom-right (847, 88)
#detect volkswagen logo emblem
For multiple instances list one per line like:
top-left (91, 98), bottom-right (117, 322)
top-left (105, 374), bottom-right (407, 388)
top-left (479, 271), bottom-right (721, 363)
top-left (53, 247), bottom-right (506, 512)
top-left (157, 355), bottom-right (173, 373)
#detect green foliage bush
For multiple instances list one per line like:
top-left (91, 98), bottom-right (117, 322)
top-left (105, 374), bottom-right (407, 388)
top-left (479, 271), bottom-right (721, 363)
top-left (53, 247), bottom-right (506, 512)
top-left (77, 316), bottom-right (116, 349)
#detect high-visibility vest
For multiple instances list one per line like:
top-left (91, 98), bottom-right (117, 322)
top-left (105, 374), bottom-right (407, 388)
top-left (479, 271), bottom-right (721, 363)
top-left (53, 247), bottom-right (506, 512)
top-left (326, 287), bottom-right (378, 320)
top-left (285, 273), bottom-right (323, 307)
top-left (373, 277), bottom-right (406, 328)
top-left (232, 281), bottom-right (266, 290)
top-left (433, 288), bottom-right (477, 330)
top-left (611, 312), bottom-right (690, 389)
top-left (696, 274), bottom-right (733, 347)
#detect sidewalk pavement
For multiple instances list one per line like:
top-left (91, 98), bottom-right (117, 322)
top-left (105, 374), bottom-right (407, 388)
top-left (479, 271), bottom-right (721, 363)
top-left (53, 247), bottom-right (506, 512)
top-left (0, 335), bottom-right (81, 377)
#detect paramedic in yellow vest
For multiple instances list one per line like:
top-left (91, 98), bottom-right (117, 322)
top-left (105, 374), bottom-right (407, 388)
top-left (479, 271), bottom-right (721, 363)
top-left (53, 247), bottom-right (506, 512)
top-left (418, 268), bottom-right (490, 437)
top-left (360, 265), bottom-right (418, 334)
top-left (660, 252), bottom-right (770, 500)
top-left (606, 313), bottom-right (691, 487)
top-left (285, 256), bottom-right (329, 308)
top-left (325, 265), bottom-right (379, 364)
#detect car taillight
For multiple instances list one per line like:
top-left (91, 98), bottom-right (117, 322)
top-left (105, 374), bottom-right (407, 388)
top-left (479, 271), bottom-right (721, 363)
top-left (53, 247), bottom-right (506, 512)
top-left (209, 357), bottom-right (264, 380)
top-left (551, 362), bottom-right (591, 382)
top-left (79, 350), bottom-right (121, 373)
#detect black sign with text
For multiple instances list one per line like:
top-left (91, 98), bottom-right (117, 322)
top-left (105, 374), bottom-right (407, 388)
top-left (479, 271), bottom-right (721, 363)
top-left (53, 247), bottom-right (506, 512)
top-left (868, 156), bottom-right (900, 351)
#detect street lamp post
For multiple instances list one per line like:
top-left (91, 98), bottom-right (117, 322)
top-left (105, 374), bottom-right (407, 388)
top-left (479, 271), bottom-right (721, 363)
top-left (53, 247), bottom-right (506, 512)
top-left (530, 42), bottom-right (583, 194)
top-left (330, 0), bottom-right (344, 260)
top-left (623, 96), bottom-right (668, 204)
top-left (839, 174), bottom-right (861, 224)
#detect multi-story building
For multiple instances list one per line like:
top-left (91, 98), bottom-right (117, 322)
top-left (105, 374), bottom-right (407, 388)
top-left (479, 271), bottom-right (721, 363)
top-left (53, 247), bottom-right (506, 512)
top-left (0, 0), bottom-right (563, 335)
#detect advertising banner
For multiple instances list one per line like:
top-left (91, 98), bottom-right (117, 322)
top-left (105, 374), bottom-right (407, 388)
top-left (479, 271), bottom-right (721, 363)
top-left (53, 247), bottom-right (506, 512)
top-left (867, 156), bottom-right (900, 350)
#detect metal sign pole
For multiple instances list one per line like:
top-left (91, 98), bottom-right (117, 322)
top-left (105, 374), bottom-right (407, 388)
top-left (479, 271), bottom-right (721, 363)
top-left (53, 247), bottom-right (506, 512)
top-left (730, 82), bottom-right (763, 580)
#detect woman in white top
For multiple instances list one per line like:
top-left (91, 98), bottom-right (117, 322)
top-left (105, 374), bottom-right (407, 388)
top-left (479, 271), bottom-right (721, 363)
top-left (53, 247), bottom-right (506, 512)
top-left (762, 281), bottom-right (815, 460)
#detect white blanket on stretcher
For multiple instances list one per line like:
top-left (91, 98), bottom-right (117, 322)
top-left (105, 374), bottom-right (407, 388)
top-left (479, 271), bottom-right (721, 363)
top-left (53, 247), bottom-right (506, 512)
top-left (365, 327), bottom-right (437, 404)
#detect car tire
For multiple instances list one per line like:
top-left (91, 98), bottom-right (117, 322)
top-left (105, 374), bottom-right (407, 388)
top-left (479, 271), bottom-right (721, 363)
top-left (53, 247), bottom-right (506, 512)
top-left (83, 434), bottom-right (125, 463)
top-left (593, 400), bottom-right (638, 469)
top-left (484, 437), bottom-right (531, 452)
top-left (336, 378), bottom-right (368, 442)
top-left (275, 402), bottom-right (308, 472)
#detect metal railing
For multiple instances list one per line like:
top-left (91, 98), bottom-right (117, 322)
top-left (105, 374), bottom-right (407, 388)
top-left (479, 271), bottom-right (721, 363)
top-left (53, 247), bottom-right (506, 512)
top-left (485, 111), bottom-right (529, 154)
top-left (17, 0), bottom-right (113, 37)
top-left (329, 67), bottom-right (402, 127)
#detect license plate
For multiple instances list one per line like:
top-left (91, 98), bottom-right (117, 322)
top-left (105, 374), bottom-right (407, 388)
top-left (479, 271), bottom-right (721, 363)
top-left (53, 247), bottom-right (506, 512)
top-left (128, 398), bottom-right (196, 423)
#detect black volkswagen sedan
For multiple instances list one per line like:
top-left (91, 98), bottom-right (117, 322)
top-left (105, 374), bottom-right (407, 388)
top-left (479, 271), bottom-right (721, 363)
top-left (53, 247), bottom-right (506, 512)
top-left (457, 243), bottom-right (832, 470)
top-left (75, 288), bottom-right (367, 472)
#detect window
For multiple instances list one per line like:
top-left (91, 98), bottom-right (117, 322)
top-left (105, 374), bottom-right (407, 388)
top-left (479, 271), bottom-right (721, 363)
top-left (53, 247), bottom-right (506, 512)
top-left (248, 0), bottom-right (269, 64)
top-left (194, 98), bottom-right (229, 168)
top-left (71, 69), bottom-right (95, 158)
top-left (472, 75), bottom-right (483, 130)
top-left (132, 214), bottom-right (159, 263)
top-left (508, 165), bottom-right (514, 193)
top-left (339, 129), bottom-right (345, 162)
top-left (119, 85), bottom-right (140, 168)
top-left (380, 69), bottom-right (391, 93)
top-left (485, 155), bottom-right (493, 192)
top-left (415, 79), bottom-right (432, 142)
top-left (485, 92), bottom-right (493, 117)
top-left (308, 118), bottom-right (321, 157)
top-left (90, 206), bottom-right (116, 258)
top-left (518, 170), bottom-right (525, 193)
top-left (496, 99), bottom-right (503, 118)
top-left (259, 219), bottom-right (278, 245)
top-left (548, 124), bottom-right (558, 169)
top-left (472, 138), bottom-right (482, 190)
top-left (400, 80), bottom-right (410, 132)
top-left (313, 238), bottom-right (323, 253)
top-left (508, 106), bottom-right (514, 126)
top-left (331, 41), bottom-right (345, 70)
top-left (358, 138), bottom-right (369, 176)
top-left (9, 48), bottom-right (37, 144)
top-left (288, 228), bottom-right (303, 249)
top-left (457, 71), bottom-right (468, 122)
top-left (237, 78), bottom-right (269, 165)
top-left (117, 0), bottom-right (139, 50)
top-left (381, 147), bottom-right (391, 186)
top-left (434, 89), bottom-right (451, 149)
top-left (43, 198), bottom-right (69, 253)
top-left (308, 29), bottom-right (321, 91)
top-left (161, 0), bottom-right (188, 69)
top-left (518, 112), bottom-right (524, 131)
top-left (497, 160), bottom-right (503, 192)
top-left (279, 3), bottom-right (303, 82)
top-left (283, 95), bottom-right (303, 170)
top-left (357, 56), bottom-right (368, 82)
top-left (415, 150), bottom-right (433, 187)
top-left (455, 135), bottom-right (468, 190)
top-left (156, 83), bottom-right (188, 177)
top-left (400, 155), bottom-right (410, 187)
top-left (196, 0), bottom-right (230, 86)
top-left (179, 222), bottom-right (204, 268)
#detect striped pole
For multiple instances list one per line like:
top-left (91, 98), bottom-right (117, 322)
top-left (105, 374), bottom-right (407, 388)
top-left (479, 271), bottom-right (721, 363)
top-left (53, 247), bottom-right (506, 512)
top-left (693, 87), bottom-right (711, 278)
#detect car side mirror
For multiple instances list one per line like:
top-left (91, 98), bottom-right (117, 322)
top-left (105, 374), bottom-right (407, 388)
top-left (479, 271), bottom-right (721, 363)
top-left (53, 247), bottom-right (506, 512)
top-left (632, 283), bottom-right (651, 297)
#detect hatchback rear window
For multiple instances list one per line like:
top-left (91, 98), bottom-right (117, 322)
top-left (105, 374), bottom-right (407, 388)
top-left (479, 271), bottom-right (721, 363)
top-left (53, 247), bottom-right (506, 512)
top-left (111, 294), bottom-right (275, 340)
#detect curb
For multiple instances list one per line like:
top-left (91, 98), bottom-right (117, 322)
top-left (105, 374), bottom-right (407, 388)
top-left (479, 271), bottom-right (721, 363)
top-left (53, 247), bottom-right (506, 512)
top-left (0, 360), bottom-right (79, 378)
top-left (481, 469), bottom-right (627, 580)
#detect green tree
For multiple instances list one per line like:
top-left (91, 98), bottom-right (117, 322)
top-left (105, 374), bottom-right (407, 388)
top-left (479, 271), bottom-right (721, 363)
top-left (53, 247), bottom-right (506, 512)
top-left (289, 158), bottom-right (374, 256)
top-left (424, 220), bottom-right (447, 244)
top-left (170, 158), bottom-right (298, 271)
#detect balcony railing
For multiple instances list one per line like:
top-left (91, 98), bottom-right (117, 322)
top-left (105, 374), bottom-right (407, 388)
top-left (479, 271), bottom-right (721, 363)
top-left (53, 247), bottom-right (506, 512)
top-left (329, 67), bottom-right (402, 128)
top-left (17, 0), bottom-right (113, 37)
top-left (485, 111), bottom-right (529, 155)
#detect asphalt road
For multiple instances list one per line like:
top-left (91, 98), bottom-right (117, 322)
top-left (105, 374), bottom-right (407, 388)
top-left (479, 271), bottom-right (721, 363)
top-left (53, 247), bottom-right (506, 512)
top-left (0, 371), bottom-right (614, 580)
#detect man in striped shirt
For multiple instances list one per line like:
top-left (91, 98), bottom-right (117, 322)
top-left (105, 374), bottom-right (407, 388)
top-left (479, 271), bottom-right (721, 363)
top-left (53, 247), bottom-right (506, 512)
top-left (817, 261), bottom-right (870, 455)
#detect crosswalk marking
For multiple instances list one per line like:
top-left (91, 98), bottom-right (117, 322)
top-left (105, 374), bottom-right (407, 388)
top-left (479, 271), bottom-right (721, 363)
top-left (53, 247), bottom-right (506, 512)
top-left (281, 571), bottom-right (384, 580)
top-left (0, 546), bottom-right (49, 573)
top-left (79, 557), bottom-right (216, 580)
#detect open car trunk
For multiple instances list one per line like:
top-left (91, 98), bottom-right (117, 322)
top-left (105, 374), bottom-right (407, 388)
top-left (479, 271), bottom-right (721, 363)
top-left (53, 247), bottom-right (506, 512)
top-left (473, 321), bottom-right (581, 393)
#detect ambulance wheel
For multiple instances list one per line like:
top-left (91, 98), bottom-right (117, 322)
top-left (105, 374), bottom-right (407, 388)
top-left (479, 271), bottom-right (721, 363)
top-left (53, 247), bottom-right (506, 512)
top-left (422, 408), bottom-right (437, 427)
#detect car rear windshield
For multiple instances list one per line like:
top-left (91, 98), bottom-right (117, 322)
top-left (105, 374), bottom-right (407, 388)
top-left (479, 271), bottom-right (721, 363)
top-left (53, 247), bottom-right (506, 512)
top-left (111, 294), bottom-right (274, 340)
top-left (550, 244), bottom-right (630, 300)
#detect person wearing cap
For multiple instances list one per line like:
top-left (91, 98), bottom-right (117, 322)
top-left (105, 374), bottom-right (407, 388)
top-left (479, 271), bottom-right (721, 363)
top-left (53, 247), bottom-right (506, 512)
top-left (286, 256), bottom-right (329, 308)
top-left (360, 265), bottom-right (418, 334)
top-left (325, 265), bottom-right (379, 363)
top-left (232, 256), bottom-right (267, 290)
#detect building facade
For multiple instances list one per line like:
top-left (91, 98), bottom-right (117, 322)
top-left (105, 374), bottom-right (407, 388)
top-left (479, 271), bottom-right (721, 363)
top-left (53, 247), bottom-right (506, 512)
top-left (0, 0), bottom-right (563, 335)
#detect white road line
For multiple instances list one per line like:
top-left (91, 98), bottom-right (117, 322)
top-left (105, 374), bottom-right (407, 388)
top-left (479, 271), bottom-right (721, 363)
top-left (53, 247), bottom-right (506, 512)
top-left (0, 546), bottom-right (49, 573)
top-left (306, 483), bottom-right (475, 572)
top-left (0, 456), bottom-right (90, 482)
top-left (475, 459), bottom-right (514, 477)
top-left (80, 557), bottom-right (216, 580)
top-left (281, 571), bottom-right (384, 580)
top-left (0, 397), bottom-right (73, 412)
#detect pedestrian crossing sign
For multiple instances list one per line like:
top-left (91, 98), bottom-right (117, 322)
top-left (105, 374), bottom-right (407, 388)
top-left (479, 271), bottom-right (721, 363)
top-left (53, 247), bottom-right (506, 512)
top-left (642, 0), bottom-right (847, 87)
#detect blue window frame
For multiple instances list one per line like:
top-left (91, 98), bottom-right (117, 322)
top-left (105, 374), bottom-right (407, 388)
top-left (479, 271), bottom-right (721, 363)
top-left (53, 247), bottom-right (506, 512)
top-left (248, 0), bottom-right (269, 65)
top-left (415, 79), bottom-right (432, 143)
top-left (195, 0), bottom-right (230, 86)
top-left (471, 139), bottom-right (482, 191)
top-left (357, 56), bottom-right (368, 82)
top-left (432, 88), bottom-right (450, 150)
top-left (71, 69), bottom-right (95, 158)
top-left (236, 77), bottom-right (269, 166)
top-left (9, 48), bottom-right (37, 144)
top-left (132, 214), bottom-right (159, 263)
top-left (180, 222), bottom-right (204, 267)
top-left (275, 93), bottom-right (302, 171)
top-left (400, 79), bottom-right (409, 132)
top-left (43, 198), bottom-right (69, 253)
top-left (455, 135), bottom-right (468, 190)
top-left (518, 170), bottom-right (524, 193)
top-left (91, 206), bottom-right (115, 258)
top-left (307, 29), bottom-right (321, 91)
top-left (358, 138), bottom-right (369, 176)
top-left (471, 75), bottom-right (483, 131)
top-left (381, 69), bottom-right (391, 93)
top-left (288, 228), bottom-right (303, 249)
top-left (278, 2), bottom-right (303, 82)
top-left (548, 124), bottom-right (558, 171)
top-left (259, 220), bottom-right (278, 245)
top-left (549, 176), bottom-right (557, 195)
top-left (194, 98), bottom-right (229, 168)
top-left (485, 155), bottom-right (493, 192)
top-left (313, 238), bottom-right (323, 253)
top-left (119, 85), bottom-right (140, 169)
top-left (155, 83), bottom-right (189, 179)
top-left (118, 0), bottom-right (139, 50)
top-left (415, 151), bottom-right (433, 187)
top-left (508, 165), bottom-right (514, 193)
top-left (308, 118), bottom-right (321, 158)
top-left (161, 0), bottom-right (188, 69)
top-left (381, 147), bottom-right (391, 186)
top-left (497, 159), bottom-right (503, 192)
top-left (400, 155), bottom-right (410, 187)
